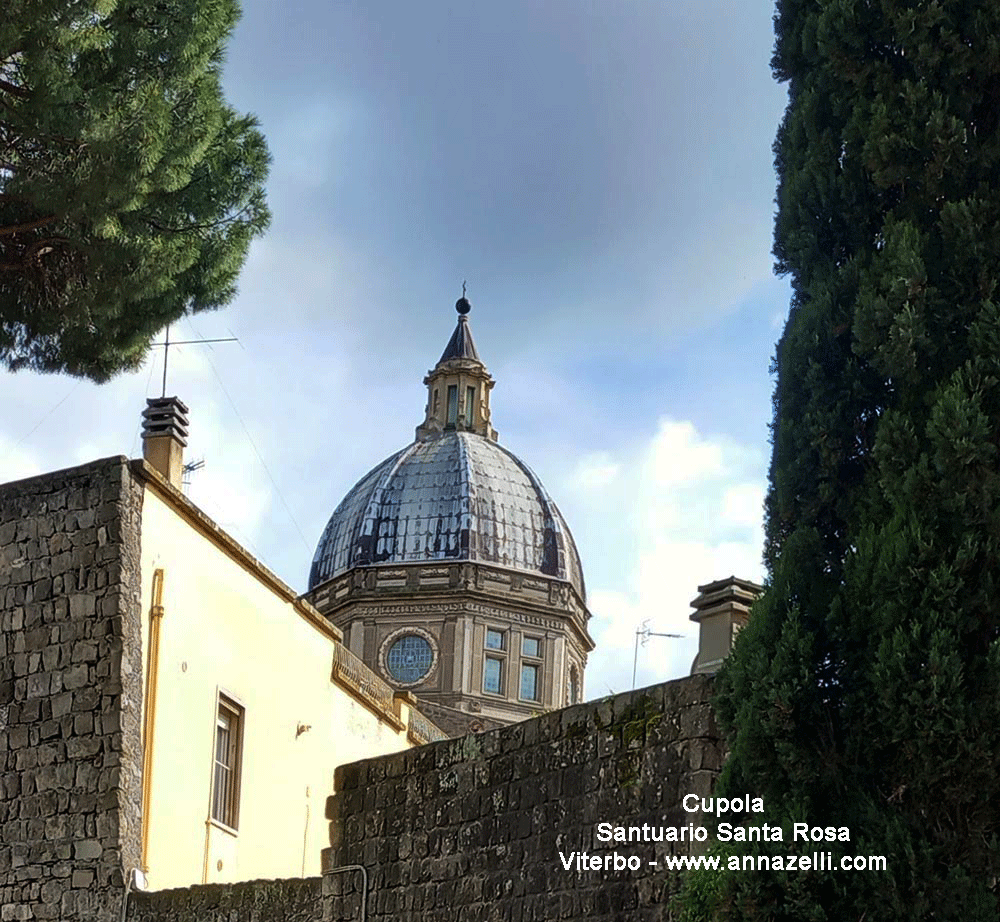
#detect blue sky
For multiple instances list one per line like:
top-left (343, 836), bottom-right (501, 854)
top-left (1, 1), bottom-right (790, 697)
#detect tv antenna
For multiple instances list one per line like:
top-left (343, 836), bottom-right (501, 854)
top-left (152, 323), bottom-right (239, 397)
top-left (632, 619), bottom-right (684, 688)
top-left (181, 458), bottom-right (205, 492)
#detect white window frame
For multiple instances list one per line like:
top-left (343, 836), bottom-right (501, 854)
top-left (483, 627), bottom-right (507, 695)
top-left (211, 693), bottom-right (244, 832)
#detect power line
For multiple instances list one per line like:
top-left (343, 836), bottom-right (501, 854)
top-left (183, 318), bottom-right (312, 556)
top-left (13, 382), bottom-right (81, 452)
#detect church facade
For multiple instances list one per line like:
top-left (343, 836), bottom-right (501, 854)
top-left (306, 296), bottom-right (595, 735)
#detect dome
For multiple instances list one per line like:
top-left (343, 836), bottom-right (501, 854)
top-left (308, 431), bottom-right (586, 599)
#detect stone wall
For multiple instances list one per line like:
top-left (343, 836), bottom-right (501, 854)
top-left (127, 878), bottom-right (321, 922)
top-left (0, 458), bottom-right (145, 921)
top-left (324, 674), bottom-right (721, 922)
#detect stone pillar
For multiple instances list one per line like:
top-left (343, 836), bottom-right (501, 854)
top-left (0, 457), bottom-right (145, 920)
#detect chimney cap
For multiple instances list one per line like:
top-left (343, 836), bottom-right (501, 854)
top-left (141, 395), bottom-right (190, 445)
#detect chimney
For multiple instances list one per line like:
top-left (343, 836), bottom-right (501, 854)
top-left (689, 575), bottom-right (763, 675)
top-left (141, 397), bottom-right (189, 488)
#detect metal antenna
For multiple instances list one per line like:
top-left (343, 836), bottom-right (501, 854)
top-left (181, 458), bottom-right (205, 492)
top-left (161, 324), bottom-right (169, 397)
top-left (153, 323), bottom-right (239, 397)
top-left (632, 620), bottom-right (684, 688)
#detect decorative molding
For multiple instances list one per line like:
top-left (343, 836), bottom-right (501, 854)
top-left (309, 559), bottom-right (588, 622)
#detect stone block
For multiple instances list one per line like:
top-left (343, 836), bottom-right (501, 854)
top-left (67, 594), bottom-right (96, 620)
top-left (61, 664), bottom-right (90, 690)
top-left (70, 870), bottom-right (93, 889)
top-left (73, 839), bottom-right (102, 860)
top-left (49, 693), bottom-right (73, 719)
top-left (71, 641), bottom-right (98, 664)
top-left (39, 880), bottom-right (62, 904)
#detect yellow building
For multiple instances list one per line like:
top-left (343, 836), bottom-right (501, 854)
top-left (135, 416), bottom-right (436, 890)
top-left (0, 398), bottom-right (442, 906)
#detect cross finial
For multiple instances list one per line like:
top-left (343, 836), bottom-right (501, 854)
top-left (456, 282), bottom-right (472, 316)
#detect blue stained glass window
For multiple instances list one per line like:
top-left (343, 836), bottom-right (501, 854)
top-left (486, 629), bottom-right (505, 650)
top-left (386, 635), bottom-right (433, 683)
top-left (520, 664), bottom-right (539, 701)
top-left (484, 656), bottom-right (503, 694)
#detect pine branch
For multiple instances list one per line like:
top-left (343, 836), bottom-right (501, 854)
top-left (0, 234), bottom-right (72, 269)
top-left (144, 202), bottom-right (254, 234)
top-left (0, 214), bottom-right (56, 236)
top-left (0, 77), bottom-right (27, 99)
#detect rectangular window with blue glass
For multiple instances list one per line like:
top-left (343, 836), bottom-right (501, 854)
top-left (520, 663), bottom-right (539, 701)
top-left (484, 656), bottom-right (504, 694)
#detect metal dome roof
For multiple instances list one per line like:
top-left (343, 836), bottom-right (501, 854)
top-left (308, 431), bottom-right (586, 599)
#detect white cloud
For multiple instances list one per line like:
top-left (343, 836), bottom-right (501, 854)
top-left (644, 419), bottom-right (726, 488)
top-left (566, 416), bottom-right (767, 699)
top-left (722, 482), bottom-right (766, 529)
top-left (570, 452), bottom-right (620, 490)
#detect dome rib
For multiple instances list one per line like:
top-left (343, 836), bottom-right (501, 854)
top-left (492, 441), bottom-right (587, 601)
top-left (456, 429), bottom-right (473, 559)
top-left (363, 440), bottom-right (422, 566)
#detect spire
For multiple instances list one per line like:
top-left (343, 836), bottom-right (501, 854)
top-left (416, 287), bottom-right (498, 442)
top-left (439, 284), bottom-right (480, 362)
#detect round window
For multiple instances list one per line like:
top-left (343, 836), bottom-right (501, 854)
top-left (386, 634), bottom-right (434, 683)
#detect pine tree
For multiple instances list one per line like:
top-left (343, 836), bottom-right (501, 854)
top-left (714, 2), bottom-right (1000, 918)
top-left (0, 0), bottom-right (269, 381)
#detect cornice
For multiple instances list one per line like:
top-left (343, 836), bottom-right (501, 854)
top-left (310, 560), bottom-right (595, 652)
top-left (130, 458), bottom-right (341, 644)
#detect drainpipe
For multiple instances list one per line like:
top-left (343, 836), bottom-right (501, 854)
top-left (140, 568), bottom-right (166, 871)
top-left (324, 864), bottom-right (368, 922)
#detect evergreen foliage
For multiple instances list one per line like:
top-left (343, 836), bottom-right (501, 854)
top-left (714, 2), bottom-right (1000, 918)
top-left (0, 0), bottom-right (269, 380)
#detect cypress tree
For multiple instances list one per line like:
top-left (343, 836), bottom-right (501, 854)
top-left (715, 2), bottom-right (1000, 918)
top-left (0, 1), bottom-right (269, 381)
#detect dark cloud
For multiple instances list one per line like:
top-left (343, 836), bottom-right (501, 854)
top-left (227, 0), bottom-right (786, 339)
